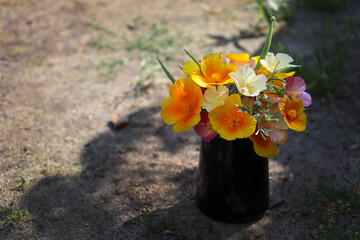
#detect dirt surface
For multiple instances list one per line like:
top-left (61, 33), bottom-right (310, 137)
top-left (0, 0), bottom-right (359, 239)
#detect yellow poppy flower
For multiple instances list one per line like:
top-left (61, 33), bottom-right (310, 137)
top-left (209, 94), bottom-right (256, 140)
top-left (191, 54), bottom-right (237, 88)
top-left (280, 95), bottom-right (307, 132)
top-left (161, 78), bottom-right (203, 132)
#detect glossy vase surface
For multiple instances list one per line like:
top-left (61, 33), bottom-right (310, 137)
top-left (196, 137), bottom-right (269, 222)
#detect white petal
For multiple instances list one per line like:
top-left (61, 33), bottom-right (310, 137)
top-left (260, 59), bottom-right (268, 69)
top-left (275, 53), bottom-right (293, 68)
top-left (202, 86), bottom-right (229, 112)
top-left (228, 72), bottom-right (238, 81)
top-left (217, 85), bottom-right (229, 97)
top-left (246, 74), bottom-right (267, 96)
top-left (240, 87), bottom-right (250, 96)
top-left (260, 52), bottom-right (276, 71)
top-left (239, 65), bottom-right (256, 82)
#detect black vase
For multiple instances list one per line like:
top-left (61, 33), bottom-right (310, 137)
top-left (196, 137), bottom-right (269, 223)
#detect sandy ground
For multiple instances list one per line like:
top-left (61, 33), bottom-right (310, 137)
top-left (0, 0), bottom-right (359, 239)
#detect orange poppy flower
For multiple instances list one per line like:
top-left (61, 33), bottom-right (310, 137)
top-left (191, 54), bottom-right (237, 88)
top-left (280, 95), bottom-right (307, 132)
top-left (161, 78), bottom-right (203, 132)
top-left (209, 94), bottom-right (256, 140)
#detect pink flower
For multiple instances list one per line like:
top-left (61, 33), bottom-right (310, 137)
top-left (194, 113), bottom-right (218, 142)
top-left (285, 76), bottom-right (312, 107)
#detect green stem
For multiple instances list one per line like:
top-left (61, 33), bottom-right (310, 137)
top-left (255, 16), bottom-right (276, 70)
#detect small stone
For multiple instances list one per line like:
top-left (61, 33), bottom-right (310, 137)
top-left (111, 113), bottom-right (129, 130)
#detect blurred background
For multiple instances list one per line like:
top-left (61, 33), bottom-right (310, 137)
top-left (1, 0), bottom-right (359, 239)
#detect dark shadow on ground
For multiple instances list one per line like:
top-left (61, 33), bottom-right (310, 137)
top-left (18, 105), bottom-right (201, 239)
top-left (208, 27), bottom-right (267, 51)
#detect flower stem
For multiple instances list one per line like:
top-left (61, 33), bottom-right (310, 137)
top-left (255, 16), bottom-right (276, 70)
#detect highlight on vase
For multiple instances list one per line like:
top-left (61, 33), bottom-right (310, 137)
top-left (159, 17), bottom-right (310, 158)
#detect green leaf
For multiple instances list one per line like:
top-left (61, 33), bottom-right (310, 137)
top-left (157, 57), bottom-right (176, 83)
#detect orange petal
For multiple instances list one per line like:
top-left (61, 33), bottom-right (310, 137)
top-left (192, 56), bottom-right (237, 88)
top-left (161, 98), bottom-right (185, 124)
top-left (209, 94), bottom-right (256, 140)
top-left (250, 133), bottom-right (279, 158)
top-left (173, 112), bottom-right (201, 133)
top-left (191, 72), bottom-right (212, 88)
top-left (226, 53), bottom-right (250, 67)
top-left (281, 96), bottom-right (307, 132)
top-left (161, 78), bottom-right (203, 132)
top-left (289, 112), bottom-right (307, 132)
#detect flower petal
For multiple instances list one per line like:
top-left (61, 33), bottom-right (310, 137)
top-left (276, 53), bottom-right (294, 68)
top-left (209, 94), bottom-right (256, 140)
top-left (250, 133), bottom-right (279, 158)
top-left (202, 85), bottom-right (229, 112)
top-left (285, 76), bottom-right (306, 94)
top-left (194, 113), bottom-right (218, 142)
top-left (173, 112), bottom-right (201, 132)
top-left (289, 112), bottom-right (307, 132)
top-left (280, 96), bottom-right (307, 132)
top-left (192, 55), bottom-right (237, 88)
top-left (161, 78), bottom-right (203, 132)
top-left (247, 74), bottom-right (267, 96)
top-left (182, 61), bottom-right (200, 76)
top-left (230, 65), bottom-right (266, 97)
top-left (298, 92), bottom-right (312, 107)
top-left (225, 53), bottom-right (250, 67)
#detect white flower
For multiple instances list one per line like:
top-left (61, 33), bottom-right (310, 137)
top-left (228, 65), bottom-right (267, 97)
top-left (202, 85), bottom-right (229, 112)
top-left (260, 52), bottom-right (293, 72)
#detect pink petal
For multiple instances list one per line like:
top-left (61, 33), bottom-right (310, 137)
top-left (298, 92), bottom-right (312, 107)
top-left (264, 128), bottom-right (286, 143)
top-left (194, 113), bottom-right (218, 142)
top-left (286, 76), bottom-right (306, 94)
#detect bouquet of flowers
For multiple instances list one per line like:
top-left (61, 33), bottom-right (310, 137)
top-left (158, 17), bottom-right (311, 158)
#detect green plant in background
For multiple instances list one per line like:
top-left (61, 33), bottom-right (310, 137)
top-left (87, 34), bottom-right (117, 51)
top-left (303, 171), bottom-right (360, 239)
top-left (142, 208), bottom-right (182, 235)
top-left (252, 0), bottom-right (293, 23)
top-left (0, 200), bottom-right (32, 229)
top-left (274, 18), bottom-right (357, 94)
top-left (86, 17), bottom-right (192, 86)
